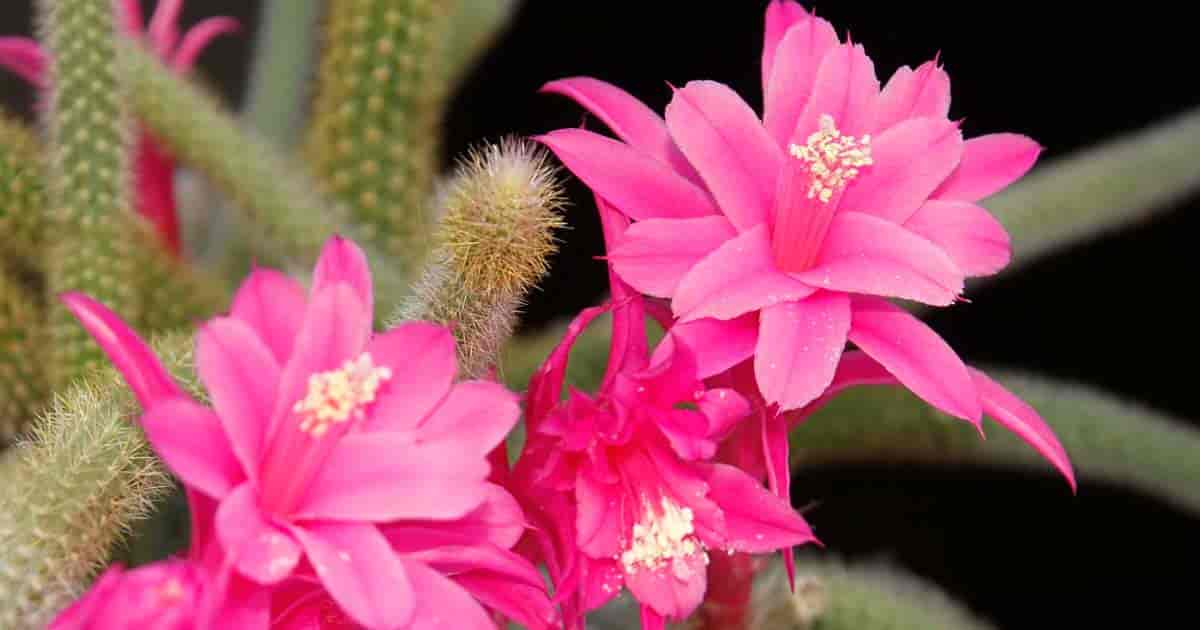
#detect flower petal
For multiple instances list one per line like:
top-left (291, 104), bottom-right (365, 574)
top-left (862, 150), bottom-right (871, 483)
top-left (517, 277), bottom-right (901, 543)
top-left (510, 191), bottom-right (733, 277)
top-left (754, 292), bottom-right (851, 411)
top-left (792, 42), bottom-right (878, 139)
top-left (697, 388), bottom-right (751, 441)
top-left (847, 296), bottom-right (981, 423)
top-left (576, 472), bottom-right (622, 558)
top-left (969, 369), bottom-right (1076, 490)
top-left (541, 77), bottom-right (700, 182)
top-left (873, 60), bottom-right (952, 132)
top-left (933, 133), bottom-right (1041, 201)
top-left (229, 268), bottom-right (307, 363)
top-left (763, 16), bottom-right (839, 147)
top-left (674, 225), bottom-right (815, 321)
top-left (762, 0), bottom-right (810, 94)
top-left (297, 433), bottom-right (489, 522)
top-left (399, 558), bottom-right (493, 630)
top-left (173, 16), bottom-right (239, 71)
top-left (538, 128), bottom-right (717, 220)
top-left (0, 36), bottom-right (47, 87)
top-left (415, 380), bottom-right (519, 454)
top-left (797, 211), bottom-right (964, 306)
top-left (623, 552), bottom-right (708, 621)
top-left (291, 522), bottom-right (415, 630)
top-left (142, 398), bottom-right (243, 498)
top-left (609, 216), bottom-right (737, 298)
top-left (654, 314), bottom-right (760, 379)
top-left (311, 236), bottom-right (373, 322)
top-left (707, 463), bottom-right (817, 553)
top-left (666, 80), bottom-right (783, 231)
top-left (905, 200), bottom-right (1011, 277)
top-left (197, 317), bottom-right (281, 482)
top-left (216, 483), bottom-right (300, 584)
top-left (454, 570), bottom-right (559, 630)
top-left (839, 117), bottom-right (963, 224)
top-left (361, 323), bottom-right (457, 433)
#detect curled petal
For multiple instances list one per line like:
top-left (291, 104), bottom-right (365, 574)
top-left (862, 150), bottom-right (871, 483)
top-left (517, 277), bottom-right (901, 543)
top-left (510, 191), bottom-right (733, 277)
top-left (173, 16), bottom-right (240, 71)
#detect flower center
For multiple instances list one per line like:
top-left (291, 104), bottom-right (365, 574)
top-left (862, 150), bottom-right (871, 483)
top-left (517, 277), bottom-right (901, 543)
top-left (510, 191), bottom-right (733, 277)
top-left (294, 354), bottom-right (392, 438)
top-left (620, 496), bottom-right (706, 577)
top-left (789, 114), bottom-right (873, 204)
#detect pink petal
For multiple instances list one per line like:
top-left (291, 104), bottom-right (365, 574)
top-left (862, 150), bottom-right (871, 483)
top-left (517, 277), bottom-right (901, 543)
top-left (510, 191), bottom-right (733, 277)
top-left (838, 117), bottom-right (963, 224)
top-left (797, 211), bottom-right (964, 306)
top-left (142, 398), bottom-right (243, 499)
top-left (454, 570), bottom-right (559, 630)
top-left (666, 81), bottom-right (783, 231)
top-left (446, 483), bottom-right (527, 550)
top-left (933, 133), bottom-right (1041, 201)
top-left (792, 43), bottom-right (879, 139)
top-left (905, 200), bottom-right (1011, 277)
top-left (291, 523), bottom-right (415, 629)
top-left (407, 544), bottom-right (545, 592)
top-left (173, 16), bottom-right (239, 71)
top-left (873, 60), bottom-right (952, 132)
top-left (697, 388), bottom-right (751, 441)
top-left (541, 77), bottom-right (700, 182)
top-left (641, 606), bottom-right (668, 630)
top-left (653, 314), bottom-right (760, 379)
top-left (229, 268), bottom-right (307, 363)
top-left (399, 558), bottom-right (493, 630)
top-left (118, 0), bottom-right (144, 34)
top-left (0, 36), bottom-right (47, 87)
top-left (847, 296), bottom-right (982, 423)
top-left (761, 0), bottom-right (811, 95)
top-left (196, 317), bottom-right (281, 481)
top-left (311, 236), bottom-right (374, 323)
top-left (59, 292), bottom-right (182, 408)
top-left (969, 369), bottom-right (1076, 490)
top-left (760, 410), bottom-right (795, 580)
top-left (707, 464), bottom-right (817, 552)
top-left (755, 292), bottom-right (851, 411)
top-left (823, 350), bottom-right (897, 400)
top-left (297, 433), bottom-right (488, 522)
top-left (537, 129), bottom-right (717, 220)
top-left (147, 0), bottom-right (185, 57)
top-left (609, 216), bottom-right (737, 298)
top-left (673, 225), bottom-right (815, 322)
top-left (216, 483), bottom-right (301, 584)
top-left (763, 16), bottom-right (840, 147)
top-left (526, 303), bottom-right (612, 427)
top-left (415, 381), bottom-right (519, 454)
top-left (623, 553), bottom-right (708, 621)
top-left (361, 323), bottom-right (457, 432)
top-left (575, 473), bottom-right (622, 558)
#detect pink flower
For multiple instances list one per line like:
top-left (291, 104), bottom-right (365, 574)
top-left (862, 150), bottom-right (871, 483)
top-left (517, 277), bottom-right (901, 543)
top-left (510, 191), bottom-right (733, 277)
top-left (508, 204), bottom-right (816, 629)
top-left (537, 0), bottom-right (1041, 421)
top-left (62, 236), bottom-right (525, 629)
top-left (1, 0), bottom-right (238, 255)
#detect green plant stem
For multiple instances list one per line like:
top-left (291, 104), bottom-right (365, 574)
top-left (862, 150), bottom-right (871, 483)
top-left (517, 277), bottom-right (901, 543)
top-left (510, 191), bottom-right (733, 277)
top-left (242, 0), bottom-right (325, 146)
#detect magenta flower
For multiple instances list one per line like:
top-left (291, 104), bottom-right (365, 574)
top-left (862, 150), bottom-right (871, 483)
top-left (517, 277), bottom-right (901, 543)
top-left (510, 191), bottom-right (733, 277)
top-left (508, 204), bottom-right (815, 629)
top-left (537, 0), bottom-right (1041, 421)
top-left (0, 0), bottom-right (237, 255)
top-left (62, 236), bottom-right (524, 629)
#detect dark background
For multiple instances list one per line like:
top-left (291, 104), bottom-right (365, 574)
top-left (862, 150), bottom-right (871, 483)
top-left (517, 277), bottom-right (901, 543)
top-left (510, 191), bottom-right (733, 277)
top-left (4, 2), bottom-right (1197, 627)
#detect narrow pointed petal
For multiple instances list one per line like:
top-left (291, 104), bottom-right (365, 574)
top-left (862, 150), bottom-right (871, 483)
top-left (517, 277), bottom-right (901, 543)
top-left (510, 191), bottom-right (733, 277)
top-left (526, 303), bottom-right (611, 426)
top-left (873, 61), bottom-right (952, 132)
top-left (609, 216), bottom-right (736, 297)
top-left (230, 269), bottom-right (307, 363)
top-left (173, 16), bottom-right (240, 71)
top-left (60, 292), bottom-right (182, 407)
top-left (666, 80), bottom-right (783, 230)
top-left (755, 292), bottom-right (851, 411)
top-left (969, 369), bottom-right (1076, 490)
top-left (361, 323), bottom-right (457, 432)
top-left (197, 317), bottom-right (281, 480)
top-left (0, 37), bottom-right (47, 87)
top-left (823, 350), bottom-right (897, 400)
top-left (674, 225), bottom-right (815, 321)
top-left (933, 133), bottom-right (1041, 201)
top-left (118, 0), bottom-right (144, 33)
top-left (455, 570), bottom-right (558, 630)
top-left (762, 0), bottom-right (810, 93)
top-left (761, 411), bottom-right (795, 581)
top-left (147, 0), bottom-right (185, 56)
top-left (796, 211), bottom-right (964, 306)
top-left (905, 200), bottom-right (1011, 277)
top-left (793, 43), bottom-right (879, 138)
top-left (291, 523), bottom-right (415, 630)
top-left (708, 464), bottom-right (817, 552)
top-left (541, 77), bottom-right (700, 182)
top-left (142, 398), bottom-right (243, 498)
top-left (312, 236), bottom-right (374, 321)
top-left (538, 129), bottom-right (717, 220)
top-left (216, 483), bottom-right (301, 584)
top-left (848, 296), bottom-right (982, 423)
top-left (763, 16), bottom-right (839, 147)
top-left (838, 117), bottom-right (963, 224)
top-left (697, 388), bottom-right (751, 440)
top-left (400, 559), bottom-right (494, 630)
top-left (653, 314), bottom-right (759, 379)
top-left (298, 434), bottom-right (489, 521)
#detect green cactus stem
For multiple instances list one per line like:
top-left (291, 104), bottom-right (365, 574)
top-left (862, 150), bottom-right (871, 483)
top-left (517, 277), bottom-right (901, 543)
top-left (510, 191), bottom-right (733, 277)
top-left (0, 113), bottom-right (45, 271)
top-left (0, 266), bottom-right (47, 444)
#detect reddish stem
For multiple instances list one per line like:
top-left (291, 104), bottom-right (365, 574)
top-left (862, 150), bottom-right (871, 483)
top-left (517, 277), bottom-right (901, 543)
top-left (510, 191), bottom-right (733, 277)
top-left (697, 552), bottom-right (761, 630)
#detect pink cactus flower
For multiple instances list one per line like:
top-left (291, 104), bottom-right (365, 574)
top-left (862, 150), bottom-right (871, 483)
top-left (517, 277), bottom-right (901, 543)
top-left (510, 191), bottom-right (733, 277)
top-left (537, 0), bottom-right (1042, 423)
top-left (61, 236), bottom-right (526, 629)
top-left (0, 0), bottom-right (238, 255)
top-left (508, 203), bottom-right (816, 629)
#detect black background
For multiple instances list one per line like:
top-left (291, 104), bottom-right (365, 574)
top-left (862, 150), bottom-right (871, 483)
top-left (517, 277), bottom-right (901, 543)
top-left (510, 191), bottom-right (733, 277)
top-left (3, 2), bottom-right (1197, 627)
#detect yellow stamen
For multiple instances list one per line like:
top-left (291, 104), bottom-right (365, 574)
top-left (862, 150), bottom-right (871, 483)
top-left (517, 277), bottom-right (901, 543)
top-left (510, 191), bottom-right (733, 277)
top-left (294, 353), bottom-right (392, 437)
top-left (788, 114), bottom-right (873, 204)
top-left (620, 497), bottom-right (707, 577)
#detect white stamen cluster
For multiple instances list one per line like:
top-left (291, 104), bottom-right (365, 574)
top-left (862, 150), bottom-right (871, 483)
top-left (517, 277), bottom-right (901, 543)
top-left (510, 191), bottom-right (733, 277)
top-left (620, 497), bottom-right (706, 575)
top-left (788, 114), bottom-right (873, 203)
top-left (295, 353), bottom-right (392, 437)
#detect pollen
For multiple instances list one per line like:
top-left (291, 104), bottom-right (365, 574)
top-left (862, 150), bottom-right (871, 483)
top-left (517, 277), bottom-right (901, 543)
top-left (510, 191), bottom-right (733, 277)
top-left (788, 114), bottom-right (873, 203)
top-left (294, 353), bottom-right (392, 437)
top-left (620, 496), bottom-right (706, 576)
